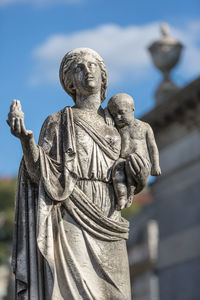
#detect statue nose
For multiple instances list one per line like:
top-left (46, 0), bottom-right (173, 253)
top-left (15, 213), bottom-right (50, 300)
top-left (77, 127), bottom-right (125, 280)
top-left (84, 65), bottom-right (90, 74)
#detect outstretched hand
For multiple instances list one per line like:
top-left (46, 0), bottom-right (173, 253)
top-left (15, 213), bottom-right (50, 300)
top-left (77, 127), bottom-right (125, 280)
top-left (7, 100), bottom-right (33, 140)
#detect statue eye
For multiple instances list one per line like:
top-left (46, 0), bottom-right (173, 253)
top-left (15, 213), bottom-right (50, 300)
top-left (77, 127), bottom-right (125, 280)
top-left (88, 62), bottom-right (96, 68)
top-left (75, 64), bottom-right (83, 72)
top-left (118, 110), bottom-right (123, 114)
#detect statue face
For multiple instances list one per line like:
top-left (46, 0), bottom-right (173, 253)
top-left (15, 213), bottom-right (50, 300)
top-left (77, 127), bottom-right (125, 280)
top-left (72, 53), bottom-right (102, 96)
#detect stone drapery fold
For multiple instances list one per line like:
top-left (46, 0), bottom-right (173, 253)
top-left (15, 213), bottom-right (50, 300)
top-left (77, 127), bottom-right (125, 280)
top-left (12, 107), bottom-right (131, 300)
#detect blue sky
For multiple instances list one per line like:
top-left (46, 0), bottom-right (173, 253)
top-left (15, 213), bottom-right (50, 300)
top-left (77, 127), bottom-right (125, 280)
top-left (1, 0), bottom-right (200, 176)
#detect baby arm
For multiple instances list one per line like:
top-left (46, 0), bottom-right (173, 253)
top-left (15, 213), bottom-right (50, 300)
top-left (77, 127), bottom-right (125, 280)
top-left (104, 107), bottom-right (115, 126)
top-left (146, 124), bottom-right (161, 176)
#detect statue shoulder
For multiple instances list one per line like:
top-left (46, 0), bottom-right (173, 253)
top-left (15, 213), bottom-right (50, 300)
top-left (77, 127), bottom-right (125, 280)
top-left (38, 109), bottom-right (63, 146)
top-left (134, 118), bottom-right (150, 131)
top-left (43, 109), bottom-right (63, 127)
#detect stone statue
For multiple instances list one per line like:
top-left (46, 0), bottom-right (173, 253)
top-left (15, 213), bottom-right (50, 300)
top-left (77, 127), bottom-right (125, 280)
top-left (107, 93), bottom-right (161, 210)
top-left (7, 48), bottom-right (151, 300)
top-left (148, 23), bottom-right (183, 104)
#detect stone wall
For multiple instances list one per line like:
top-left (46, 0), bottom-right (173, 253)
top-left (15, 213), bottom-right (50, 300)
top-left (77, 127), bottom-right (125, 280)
top-left (142, 77), bottom-right (200, 300)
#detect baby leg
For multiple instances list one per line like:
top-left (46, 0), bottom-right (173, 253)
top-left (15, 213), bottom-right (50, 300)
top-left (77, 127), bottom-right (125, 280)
top-left (112, 158), bottom-right (128, 210)
top-left (125, 163), bottom-right (137, 208)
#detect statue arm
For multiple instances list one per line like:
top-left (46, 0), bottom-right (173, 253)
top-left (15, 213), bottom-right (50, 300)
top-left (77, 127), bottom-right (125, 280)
top-left (7, 100), bottom-right (40, 181)
top-left (21, 135), bottom-right (40, 181)
top-left (146, 124), bottom-right (161, 176)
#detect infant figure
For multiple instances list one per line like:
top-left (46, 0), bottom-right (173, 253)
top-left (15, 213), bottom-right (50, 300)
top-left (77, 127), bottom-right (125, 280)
top-left (107, 93), bottom-right (161, 210)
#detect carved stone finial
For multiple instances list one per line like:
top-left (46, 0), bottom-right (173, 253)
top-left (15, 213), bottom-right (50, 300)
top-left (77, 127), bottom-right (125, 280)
top-left (148, 23), bottom-right (184, 105)
top-left (161, 23), bottom-right (169, 37)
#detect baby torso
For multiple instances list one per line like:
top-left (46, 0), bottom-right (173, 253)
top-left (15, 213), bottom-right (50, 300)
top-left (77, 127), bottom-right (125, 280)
top-left (119, 118), bottom-right (149, 160)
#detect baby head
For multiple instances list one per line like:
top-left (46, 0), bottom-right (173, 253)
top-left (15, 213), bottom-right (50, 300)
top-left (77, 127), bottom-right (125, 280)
top-left (107, 93), bottom-right (135, 128)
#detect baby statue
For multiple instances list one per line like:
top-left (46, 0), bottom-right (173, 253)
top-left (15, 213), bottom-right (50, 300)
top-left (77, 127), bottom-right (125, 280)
top-left (107, 93), bottom-right (161, 210)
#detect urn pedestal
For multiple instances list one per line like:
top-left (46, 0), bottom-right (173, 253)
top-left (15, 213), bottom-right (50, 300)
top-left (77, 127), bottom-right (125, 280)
top-left (148, 23), bottom-right (183, 105)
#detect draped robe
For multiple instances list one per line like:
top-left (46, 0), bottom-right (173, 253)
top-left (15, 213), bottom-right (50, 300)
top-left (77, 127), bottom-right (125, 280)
top-left (12, 107), bottom-right (131, 300)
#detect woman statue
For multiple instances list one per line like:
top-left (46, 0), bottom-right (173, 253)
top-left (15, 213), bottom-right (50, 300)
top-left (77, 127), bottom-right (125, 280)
top-left (7, 48), bottom-right (149, 300)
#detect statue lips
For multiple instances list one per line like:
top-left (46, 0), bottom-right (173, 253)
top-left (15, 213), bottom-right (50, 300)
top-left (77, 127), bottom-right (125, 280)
top-left (115, 119), bottom-right (124, 127)
top-left (85, 75), bottom-right (95, 81)
top-left (84, 74), bottom-right (98, 89)
top-left (115, 117), bottom-right (127, 128)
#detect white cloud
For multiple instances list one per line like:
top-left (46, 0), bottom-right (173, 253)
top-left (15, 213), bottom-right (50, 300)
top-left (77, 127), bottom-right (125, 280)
top-left (31, 23), bottom-right (160, 86)
top-left (165, 21), bottom-right (200, 76)
top-left (0, 0), bottom-right (81, 7)
top-left (30, 22), bottom-right (200, 87)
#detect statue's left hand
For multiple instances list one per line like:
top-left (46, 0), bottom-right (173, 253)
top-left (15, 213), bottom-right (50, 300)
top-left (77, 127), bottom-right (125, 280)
top-left (126, 153), bottom-right (150, 194)
top-left (7, 100), bottom-right (33, 140)
top-left (127, 153), bottom-right (149, 176)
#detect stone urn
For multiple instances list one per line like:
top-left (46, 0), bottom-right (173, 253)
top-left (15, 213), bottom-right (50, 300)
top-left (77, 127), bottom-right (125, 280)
top-left (148, 23), bottom-right (183, 105)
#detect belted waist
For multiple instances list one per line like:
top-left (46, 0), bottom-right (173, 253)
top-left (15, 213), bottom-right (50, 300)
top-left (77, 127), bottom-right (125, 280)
top-left (77, 177), bottom-right (112, 184)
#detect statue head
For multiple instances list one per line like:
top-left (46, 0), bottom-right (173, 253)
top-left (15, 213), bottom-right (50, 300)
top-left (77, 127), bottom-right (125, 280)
top-left (108, 93), bottom-right (135, 128)
top-left (59, 48), bottom-right (108, 103)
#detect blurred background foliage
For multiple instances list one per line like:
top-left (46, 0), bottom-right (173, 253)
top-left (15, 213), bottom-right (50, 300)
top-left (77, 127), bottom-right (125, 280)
top-left (0, 177), bottom-right (17, 265)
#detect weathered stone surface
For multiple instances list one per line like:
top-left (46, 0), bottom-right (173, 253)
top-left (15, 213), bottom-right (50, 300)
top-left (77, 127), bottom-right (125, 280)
top-left (7, 48), bottom-right (151, 300)
top-left (107, 93), bottom-right (161, 210)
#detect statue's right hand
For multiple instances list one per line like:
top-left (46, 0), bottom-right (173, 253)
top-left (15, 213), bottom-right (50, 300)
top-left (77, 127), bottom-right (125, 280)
top-left (7, 100), bottom-right (33, 140)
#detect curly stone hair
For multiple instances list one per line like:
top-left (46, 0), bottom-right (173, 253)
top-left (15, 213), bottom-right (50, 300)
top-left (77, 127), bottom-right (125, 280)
top-left (59, 48), bottom-right (108, 103)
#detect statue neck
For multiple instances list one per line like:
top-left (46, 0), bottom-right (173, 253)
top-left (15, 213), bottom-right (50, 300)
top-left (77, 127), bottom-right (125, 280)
top-left (74, 92), bottom-right (101, 113)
